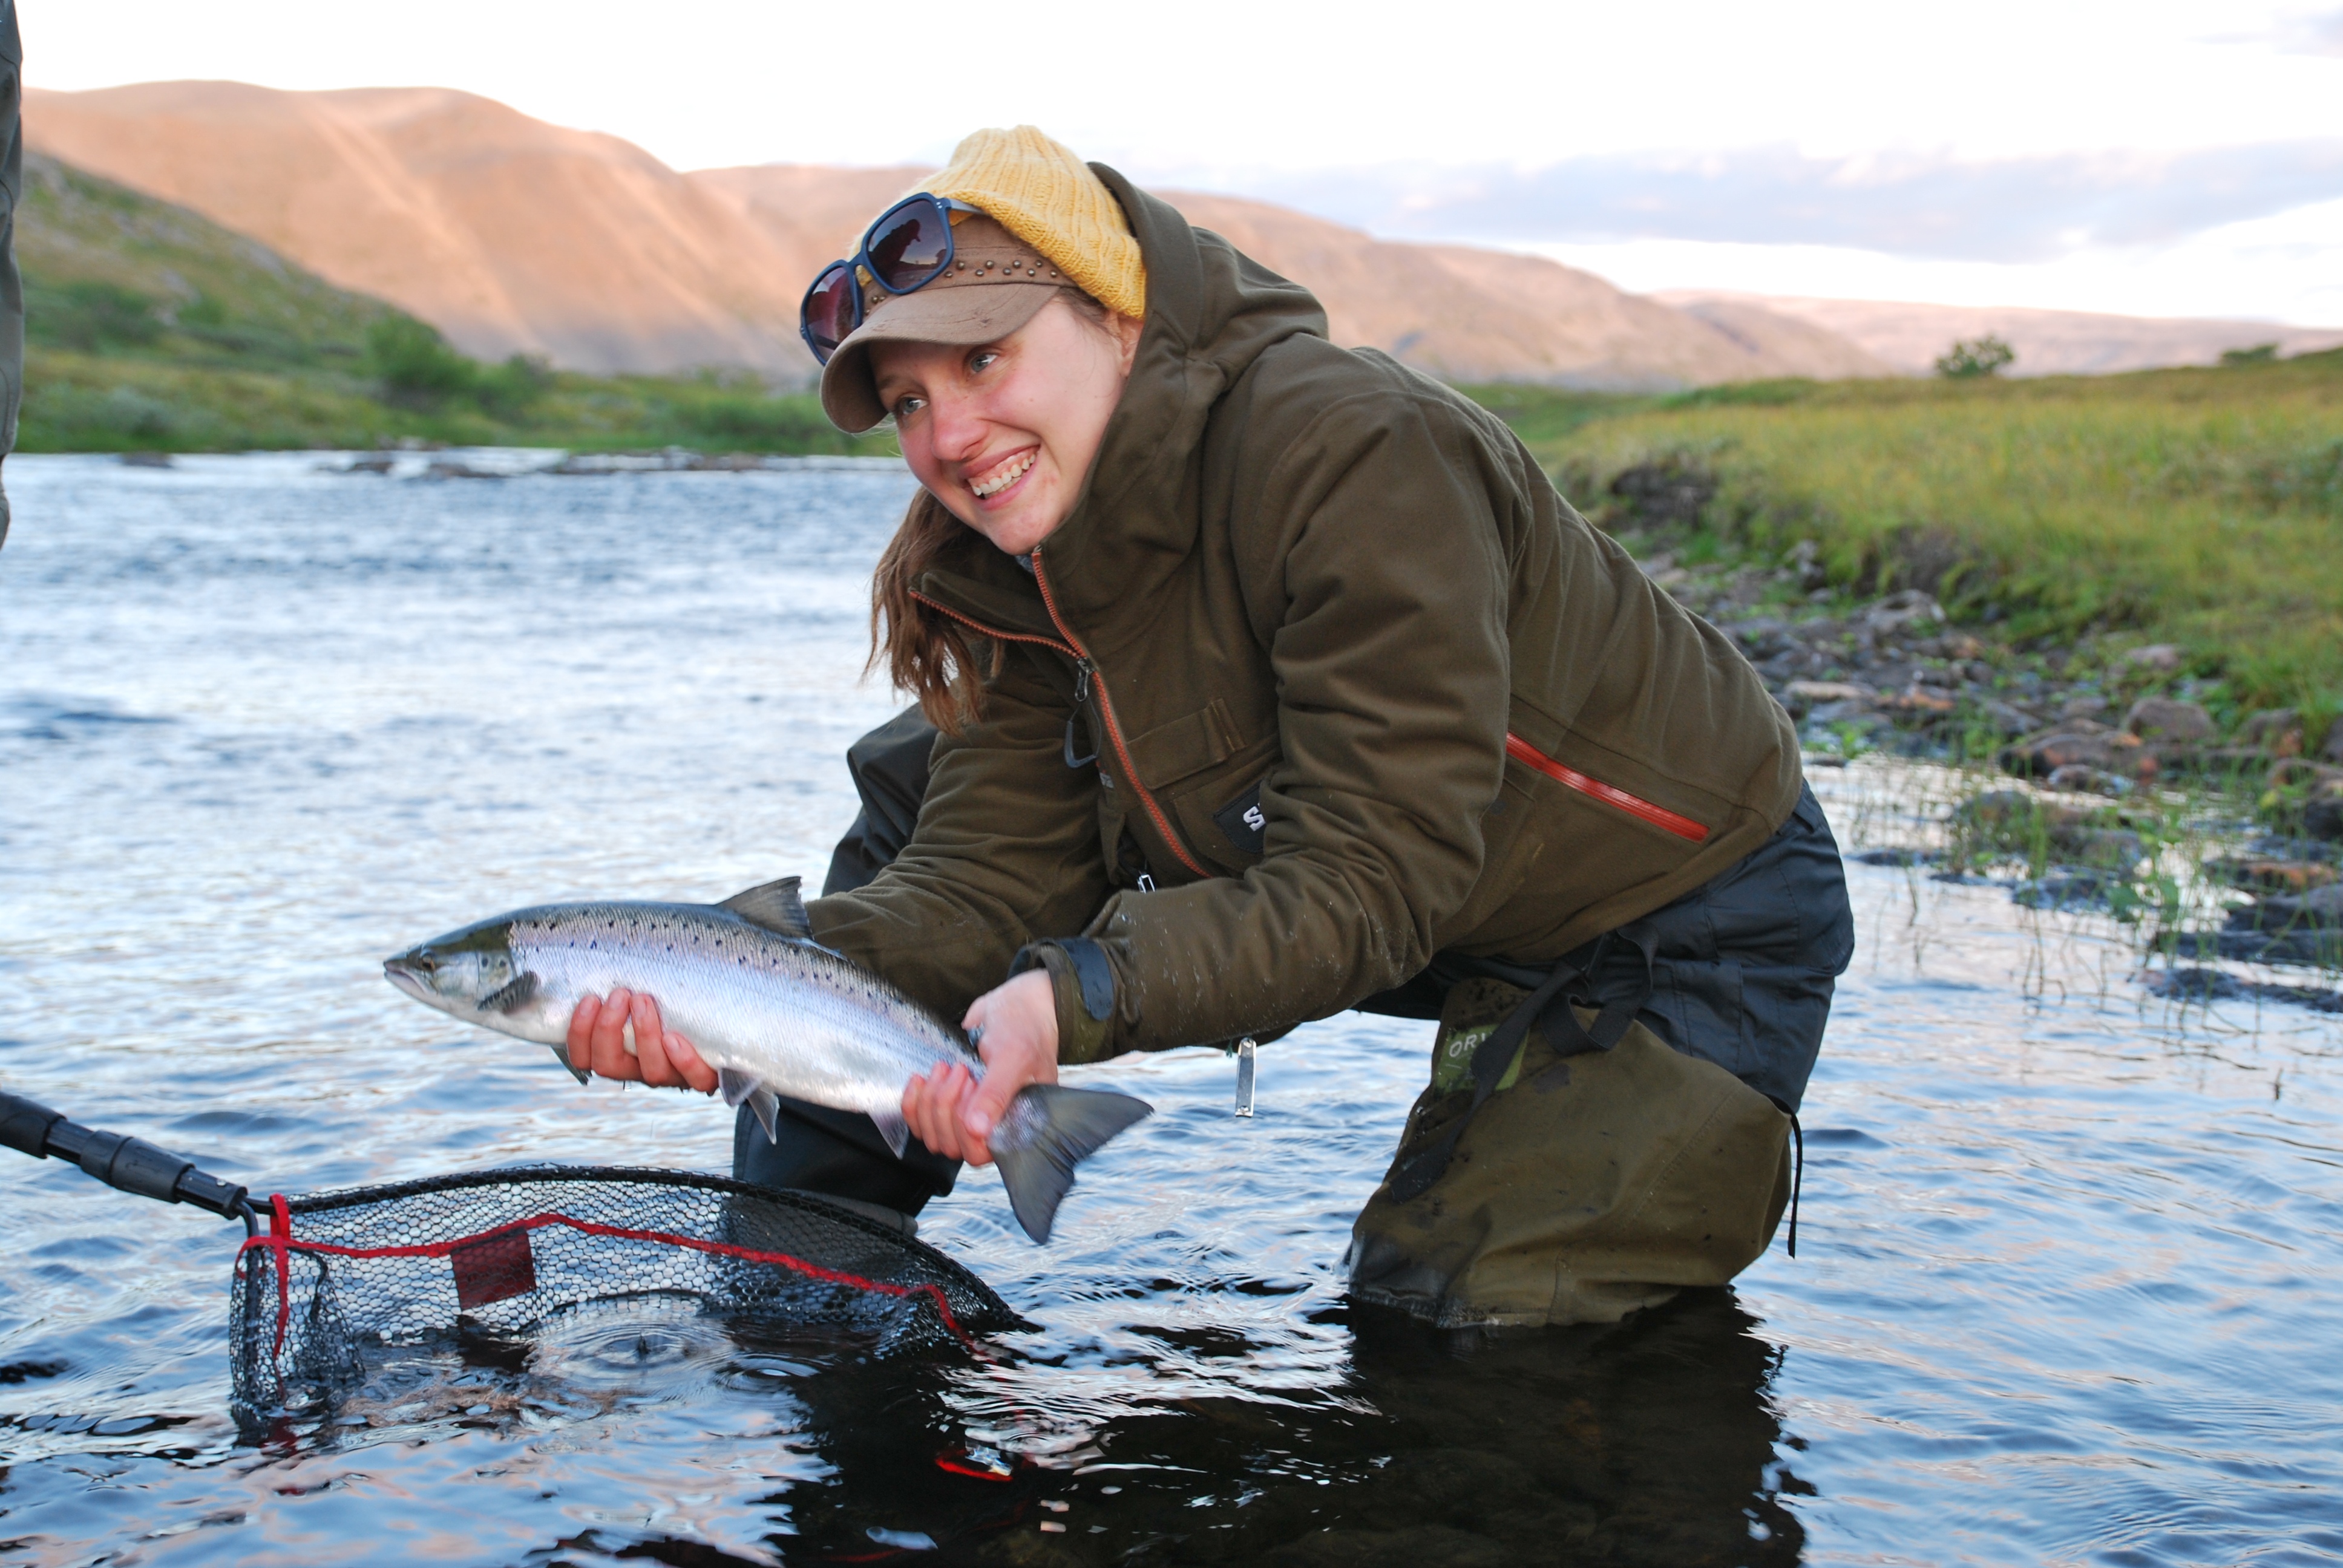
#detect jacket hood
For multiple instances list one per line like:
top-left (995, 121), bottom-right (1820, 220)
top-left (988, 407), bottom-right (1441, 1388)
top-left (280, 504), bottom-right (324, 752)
top-left (918, 166), bottom-right (1327, 641)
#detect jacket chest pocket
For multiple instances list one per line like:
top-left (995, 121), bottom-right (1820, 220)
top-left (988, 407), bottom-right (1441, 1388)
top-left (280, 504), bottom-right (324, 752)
top-left (1168, 733), bottom-right (1284, 875)
top-left (1124, 699), bottom-right (1282, 877)
top-left (1125, 699), bottom-right (1244, 789)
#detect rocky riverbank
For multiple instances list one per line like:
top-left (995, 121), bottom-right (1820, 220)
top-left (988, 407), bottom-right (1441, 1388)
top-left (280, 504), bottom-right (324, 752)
top-left (1644, 540), bottom-right (2343, 984)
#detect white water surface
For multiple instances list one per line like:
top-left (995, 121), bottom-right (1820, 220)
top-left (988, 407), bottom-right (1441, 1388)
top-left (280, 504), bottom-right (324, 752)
top-left (0, 453), bottom-right (2337, 1566)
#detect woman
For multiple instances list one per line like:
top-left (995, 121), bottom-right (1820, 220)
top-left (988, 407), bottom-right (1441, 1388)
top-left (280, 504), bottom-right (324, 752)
top-left (572, 126), bottom-right (1853, 1327)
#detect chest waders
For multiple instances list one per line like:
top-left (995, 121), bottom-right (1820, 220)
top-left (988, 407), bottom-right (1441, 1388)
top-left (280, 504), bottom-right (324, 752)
top-left (1380, 930), bottom-right (1659, 1204)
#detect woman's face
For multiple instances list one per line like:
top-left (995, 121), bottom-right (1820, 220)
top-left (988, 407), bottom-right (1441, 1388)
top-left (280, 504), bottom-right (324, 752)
top-left (872, 297), bottom-right (1143, 558)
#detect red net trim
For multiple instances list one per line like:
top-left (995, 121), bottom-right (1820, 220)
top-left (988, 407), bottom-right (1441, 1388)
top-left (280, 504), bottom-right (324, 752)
top-left (237, 1197), bottom-right (977, 1357)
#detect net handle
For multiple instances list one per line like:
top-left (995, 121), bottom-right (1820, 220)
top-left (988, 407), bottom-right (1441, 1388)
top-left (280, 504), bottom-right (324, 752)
top-left (1, 1088), bottom-right (256, 1229)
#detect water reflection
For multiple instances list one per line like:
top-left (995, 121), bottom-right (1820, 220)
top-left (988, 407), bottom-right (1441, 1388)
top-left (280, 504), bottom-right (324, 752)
top-left (652, 1290), bottom-right (1801, 1566)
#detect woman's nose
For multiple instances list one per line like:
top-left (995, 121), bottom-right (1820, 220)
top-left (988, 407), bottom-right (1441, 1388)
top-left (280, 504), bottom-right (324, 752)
top-left (928, 393), bottom-right (989, 463)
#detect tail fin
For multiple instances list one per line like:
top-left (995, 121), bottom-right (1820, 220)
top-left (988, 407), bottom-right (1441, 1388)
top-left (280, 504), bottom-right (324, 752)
top-left (991, 1085), bottom-right (1152, 1244)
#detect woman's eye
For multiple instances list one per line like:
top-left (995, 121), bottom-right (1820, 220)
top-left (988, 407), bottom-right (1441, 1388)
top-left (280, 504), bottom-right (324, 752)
top-left (892, 394), bottom-right (926, 419)
top-left (968, 350), bottom-right (1000, 374)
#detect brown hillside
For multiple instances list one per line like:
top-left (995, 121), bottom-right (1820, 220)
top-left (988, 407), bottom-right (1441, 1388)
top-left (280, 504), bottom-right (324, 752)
top-left (25, 80), bottom-right (807, 373)
top-left (1660, 292), bottom-right (2343, 376)
top-left (26, 80), bottom-right (1889, 385)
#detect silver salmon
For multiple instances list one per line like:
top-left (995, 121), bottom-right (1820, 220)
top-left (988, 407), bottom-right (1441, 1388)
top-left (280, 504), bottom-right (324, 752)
top-left (383, 877), bottom-right (1150, 1243)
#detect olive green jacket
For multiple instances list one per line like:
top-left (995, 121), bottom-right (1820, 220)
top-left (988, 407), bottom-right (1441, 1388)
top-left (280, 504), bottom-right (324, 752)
top-left (807, 168), bottom-right (1803, 1063)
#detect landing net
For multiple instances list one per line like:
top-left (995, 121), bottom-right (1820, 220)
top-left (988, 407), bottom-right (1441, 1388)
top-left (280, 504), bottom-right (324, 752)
top-left (228, 1165), bottom-right (1024, 1418)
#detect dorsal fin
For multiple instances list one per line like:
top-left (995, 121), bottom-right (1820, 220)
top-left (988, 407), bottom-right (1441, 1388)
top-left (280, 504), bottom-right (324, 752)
top-left (718, 875), bottom-right (812, 939)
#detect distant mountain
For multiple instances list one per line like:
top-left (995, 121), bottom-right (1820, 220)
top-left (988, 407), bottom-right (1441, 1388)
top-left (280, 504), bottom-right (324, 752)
top-left (1660, 293), bottom-right (2343, 376)
top-left (18, 146), bottom-right (411, 367)
top-left (27, 81), bottom-right (1893, 388)
top-left (25, 81), bottom-right (809, 376)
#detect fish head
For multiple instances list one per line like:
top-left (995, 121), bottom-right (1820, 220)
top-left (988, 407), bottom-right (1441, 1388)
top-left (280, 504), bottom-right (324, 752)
top-left (384, 916), bottom-right (535, 1028)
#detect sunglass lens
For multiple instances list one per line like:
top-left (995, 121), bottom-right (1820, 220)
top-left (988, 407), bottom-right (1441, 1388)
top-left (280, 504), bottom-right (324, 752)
top-left (802, 264), bottom-right (857, 361)
top-left (865, 198), bottom-right (952, 292)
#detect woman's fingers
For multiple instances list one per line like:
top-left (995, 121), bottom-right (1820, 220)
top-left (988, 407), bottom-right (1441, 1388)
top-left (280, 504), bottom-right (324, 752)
top-left (566, 994), bottom-right (601, 1075)
top-left (632, 992), bottom-right (681, 1087)
top-left (562, 990), bottom-right (712, 1093)
top-left (903, 1063), bottom-right (980, 1163)
top-left (588, 986), bottom-right (638, 1080)
top-left (664, 1031), bottom-right (718, 1095)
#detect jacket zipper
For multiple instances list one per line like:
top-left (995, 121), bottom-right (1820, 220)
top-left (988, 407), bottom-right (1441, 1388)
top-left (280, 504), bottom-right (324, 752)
top-left (1504, 732), bottom-right (1710, 843)
top-left (1031, 553), bottom-right (1210, 877)
top-left (905, 583), bottom-right (1210, 878)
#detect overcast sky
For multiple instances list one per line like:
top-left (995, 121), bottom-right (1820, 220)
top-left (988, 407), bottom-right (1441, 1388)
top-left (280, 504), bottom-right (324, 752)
top-left (24, 0), bottom-right (2343, 322)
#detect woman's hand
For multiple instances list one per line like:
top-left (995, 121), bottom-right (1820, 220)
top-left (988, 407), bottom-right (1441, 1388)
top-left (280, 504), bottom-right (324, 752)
top-left (565, 988), bottom-right (719, 1094)
top-left (900, 969), bottom-right (1060, 1166)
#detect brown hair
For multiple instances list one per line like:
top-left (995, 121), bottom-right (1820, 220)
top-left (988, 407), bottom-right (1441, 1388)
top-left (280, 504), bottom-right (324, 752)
top-left (867, 288), bottom-right (1127, 733)
top-left (870, 487), bottom-right (1001, 733)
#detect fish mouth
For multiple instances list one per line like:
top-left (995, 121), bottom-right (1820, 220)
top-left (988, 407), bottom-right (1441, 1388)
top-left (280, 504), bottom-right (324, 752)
top-left (382, 958), bottom-right (430, 1001)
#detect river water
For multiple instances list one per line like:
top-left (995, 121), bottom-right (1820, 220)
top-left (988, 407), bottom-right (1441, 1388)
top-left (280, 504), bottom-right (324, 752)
top-left (1, 453), bottom-right (2338, 1567)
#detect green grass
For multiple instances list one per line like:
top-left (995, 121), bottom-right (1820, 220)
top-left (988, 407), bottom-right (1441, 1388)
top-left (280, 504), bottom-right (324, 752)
top-left (1460, 354), bottom-right (2343, 713)
top-left (14, 150), bottom-right (892, 460)
top-left (19, 347), bottom-right (893, 457)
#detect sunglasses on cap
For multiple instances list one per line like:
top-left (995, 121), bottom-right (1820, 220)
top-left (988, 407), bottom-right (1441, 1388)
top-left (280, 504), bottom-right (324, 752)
top-left (799, 193), bottom-right (988, 365)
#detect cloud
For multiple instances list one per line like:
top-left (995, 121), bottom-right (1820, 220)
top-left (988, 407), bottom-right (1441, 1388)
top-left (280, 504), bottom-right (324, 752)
top-left (1192, 143), bottom-right (2343, 266)
top-left (2274, 7), bottom-right (2343, 53)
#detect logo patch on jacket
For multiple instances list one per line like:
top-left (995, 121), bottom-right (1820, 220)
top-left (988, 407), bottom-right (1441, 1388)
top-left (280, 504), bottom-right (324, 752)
top-left (1212, 781), bottom-right (1269, 856)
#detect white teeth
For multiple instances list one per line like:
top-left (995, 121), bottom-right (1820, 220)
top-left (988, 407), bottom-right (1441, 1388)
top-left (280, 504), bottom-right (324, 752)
top-left (970, 451), bottom-right (1035, 498)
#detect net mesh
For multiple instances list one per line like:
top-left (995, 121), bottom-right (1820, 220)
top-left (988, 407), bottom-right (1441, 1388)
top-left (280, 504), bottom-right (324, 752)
top-left (228, 1165), bottom-right (1024, 1419)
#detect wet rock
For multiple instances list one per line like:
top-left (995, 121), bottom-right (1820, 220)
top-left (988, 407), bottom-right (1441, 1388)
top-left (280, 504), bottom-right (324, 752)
top-left (2236, 708), bottom-right (2304, 756)
top-left (2267, 758), bottom-right (2343, 790)
top-left (2240, 884), bottom-right (2343, 926)
top-left (1877, 688), bottom-right (1957, 718)
top-left (2014, 868), bottom-right (2125, 910)
top-left (422, 459), bottom-right (506, 481)
top-left (2060, 694), bottom-right (2112, 722)
top-left (2046, 764), bottom-right (2134, 797)
top-left (2124, 697), bottom-right (2214, 743)
top-left (2309, 789), bottom-right (2343, 843)
top-left (1974, 700), bottom-right (2040, 737)
top-left (2174, 748), bottom-right (2287, 779)
top-left (2324, 715), bottom-right (2343, 764)
top-left (2000, 725), bottom-right (2155, 780)
top-left (2123, 643), bottom-right (2184, 673)
top-left (1855, 848), bottom-right (1938, 867)
top-left (1607, 460), bottom-right (1714, 529)
top-left (1863, 590), bottom-right (1943, 636)
top-left (1726, 617), bottom-right (1795, 659)
top-left (2208, 858), bottom-right (2339, 893)
top-left (1951, 790), bottom-right (2144, 868)
top-left (2057, 828), bottom-right (2148, 869)
top-left (1781, 681), bottom-right (1874, 713)
top-left (119, 451), bottom-right (174, 468)
top-left (2145, 965), bottom-right (2343, 1013)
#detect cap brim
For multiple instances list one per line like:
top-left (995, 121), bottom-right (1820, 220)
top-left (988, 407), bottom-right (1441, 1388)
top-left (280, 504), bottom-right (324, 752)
top-left (819, 282), bottom-right (1062, 433)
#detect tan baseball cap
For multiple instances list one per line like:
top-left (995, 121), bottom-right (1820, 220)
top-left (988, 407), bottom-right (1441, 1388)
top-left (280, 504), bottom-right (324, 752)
top-left (819, 215), bottom-right (1076, 433)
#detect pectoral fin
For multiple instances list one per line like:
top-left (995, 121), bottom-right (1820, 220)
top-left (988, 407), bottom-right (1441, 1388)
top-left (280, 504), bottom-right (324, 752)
top-left (870, 1106), bottom-right (911, 1160)
top-left (719, 876), bottom-right (813, 939)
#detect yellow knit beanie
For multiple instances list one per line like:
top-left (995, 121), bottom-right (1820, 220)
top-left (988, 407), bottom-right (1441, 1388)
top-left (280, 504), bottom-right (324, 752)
top-left (920, 126), bottom-right (1147, 321)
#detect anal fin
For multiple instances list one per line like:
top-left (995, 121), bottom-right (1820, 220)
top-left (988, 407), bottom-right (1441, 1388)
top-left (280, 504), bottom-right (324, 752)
top-left (870, 1106), bottom-right (911, 1160)
top-left (549, 1042), bottom-right (589, 1086)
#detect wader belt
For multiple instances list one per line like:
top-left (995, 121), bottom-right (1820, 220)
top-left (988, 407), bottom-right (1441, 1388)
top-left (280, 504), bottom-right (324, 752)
top-left (1383, 930), bottom-right (1657, 1203)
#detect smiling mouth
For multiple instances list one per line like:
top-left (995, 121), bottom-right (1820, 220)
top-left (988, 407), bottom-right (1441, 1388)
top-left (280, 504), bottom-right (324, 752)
top-left (968, 450), bottom-right (1036, 499)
